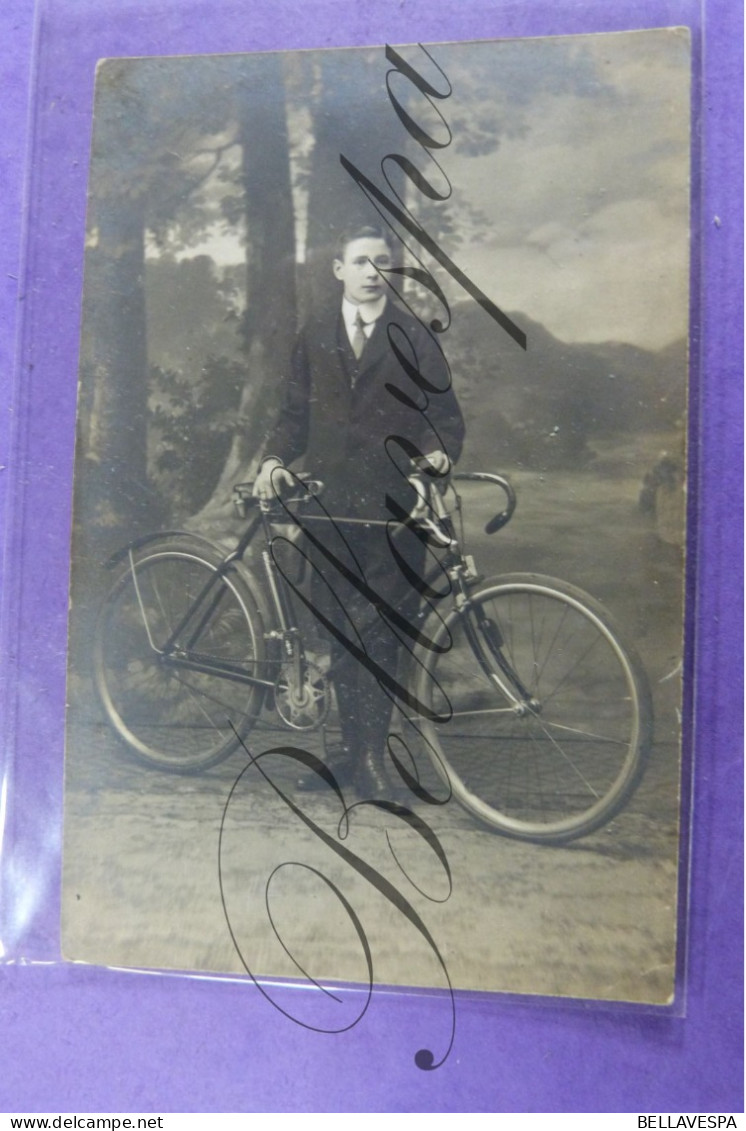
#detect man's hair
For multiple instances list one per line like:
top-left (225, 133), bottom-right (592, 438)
top-left (335, 223), bottom-right (395, 260)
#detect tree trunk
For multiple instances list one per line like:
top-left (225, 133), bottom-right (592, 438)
top-left (189, 49), bottom-right (405, 538)
top-left (75, 194), bottom-right (153, 549)
top-left (190, 54), bottom-right (296, 535)
top-left (303, 49), bottom-right (407, 321)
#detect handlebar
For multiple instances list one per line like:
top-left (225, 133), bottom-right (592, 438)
top-left (452, 472), bottom-right (517, 535)
top-left (233, 469), bottom-right (517, 537)
top-left (232, 475), bottom-right (324, 518)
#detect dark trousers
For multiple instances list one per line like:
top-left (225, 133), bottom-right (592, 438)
top-left (309, 517), bottom-right (427, 759)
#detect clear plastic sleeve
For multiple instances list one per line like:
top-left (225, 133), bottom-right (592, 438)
top-left (1, 0), bottom-right (741, 1112)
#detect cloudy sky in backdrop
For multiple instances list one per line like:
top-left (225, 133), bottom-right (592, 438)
top-left (171, 29), bottom-right (691, 353)
top-left (435, 30), bottom-right (691, 351)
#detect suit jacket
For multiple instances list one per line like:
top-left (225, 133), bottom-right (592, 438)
top-left (266, 298), bottom-right (465, 518)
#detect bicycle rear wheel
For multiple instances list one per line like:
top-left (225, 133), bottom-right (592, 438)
top-left (94, 537), bottom-right (267, 771)
top-left (411, 573), bottom-right (653, 842)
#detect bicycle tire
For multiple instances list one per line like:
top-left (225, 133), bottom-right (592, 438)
top-left (94, 536), bottom-right (267, 771)
top-left (410, 573), bottom-right (653, 843)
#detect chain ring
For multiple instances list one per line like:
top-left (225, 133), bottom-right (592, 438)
top-left (274, 661), bottom-right (331, 731)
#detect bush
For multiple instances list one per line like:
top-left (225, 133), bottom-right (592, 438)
top-left (148, 355), bottom-right (248, 519)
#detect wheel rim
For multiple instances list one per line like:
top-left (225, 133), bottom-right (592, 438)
top-left (95, 552), bottom-right (262, 768)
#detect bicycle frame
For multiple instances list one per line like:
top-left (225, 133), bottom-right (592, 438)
top-left (120, 471), bottom-right (522, 706)
top-left (97, 469), bottom-right (652, 841)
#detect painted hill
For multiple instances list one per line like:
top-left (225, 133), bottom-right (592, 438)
top-left (444, 303), bottom-right (687, 469)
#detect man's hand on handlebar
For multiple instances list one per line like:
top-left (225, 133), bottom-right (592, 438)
top-left (425, 449), bottom-right (450, 475)
top-left (413, 449), bottom-right (451, 476)
top-left (253, 457), bottom-right (297, 500)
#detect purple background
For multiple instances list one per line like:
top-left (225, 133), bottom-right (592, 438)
top-left (0, 0), bottom-right (742, 1113)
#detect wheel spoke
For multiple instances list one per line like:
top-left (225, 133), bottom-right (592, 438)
top-left (449, 706), bottom-right (518, 719)
top-left (530, 596), bottom-right (570, 697)
top-left (165, 668), bottom-right (243, 730)
top-left (539, 630), bottom-right (608, 704)
top-left (537, 718), bottom-right (632, 746)
top-left (525, 715), bottom-right (602, 800)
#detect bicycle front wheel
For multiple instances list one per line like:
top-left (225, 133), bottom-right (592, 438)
top-left (412, 573), bottom-right (653, 842)
top-left (94, 537), bottom-right (267, 771)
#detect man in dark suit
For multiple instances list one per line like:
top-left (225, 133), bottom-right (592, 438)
top-left (255, 224), bottom-right (465, 795)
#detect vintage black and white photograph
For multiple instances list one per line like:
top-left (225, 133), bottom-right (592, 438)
top-left (63, 31), bottom-right (691, 1008)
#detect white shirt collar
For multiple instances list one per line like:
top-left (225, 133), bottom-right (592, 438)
top-left (342, 295), bottom-right (387, 336)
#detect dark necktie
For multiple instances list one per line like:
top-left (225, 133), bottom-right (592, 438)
top-left (351, 310), bottom-right (367, 360)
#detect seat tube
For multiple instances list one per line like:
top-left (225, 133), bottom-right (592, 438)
top-left (261, 548), bottom-right (291, 633)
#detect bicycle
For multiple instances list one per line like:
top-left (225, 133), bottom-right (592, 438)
top-left (93, 470), bottom-right (653, 844)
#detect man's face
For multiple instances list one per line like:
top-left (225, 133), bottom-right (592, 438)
top-left (333, 237), bottom-right (393, 305)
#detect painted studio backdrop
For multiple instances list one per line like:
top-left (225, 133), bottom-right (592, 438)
top-left (63, 33), bottom-right (690, 1012)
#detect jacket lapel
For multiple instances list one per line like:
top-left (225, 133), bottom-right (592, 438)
top-left (334, 311), bottom-right (359, 379)
top-left (318, 300), bottom-right (393, 392)
top-left (313, 307), bottom-right (355, 391)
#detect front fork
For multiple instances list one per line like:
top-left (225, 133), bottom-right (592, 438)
top-left (454, 575), bottom-right (540, 716)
